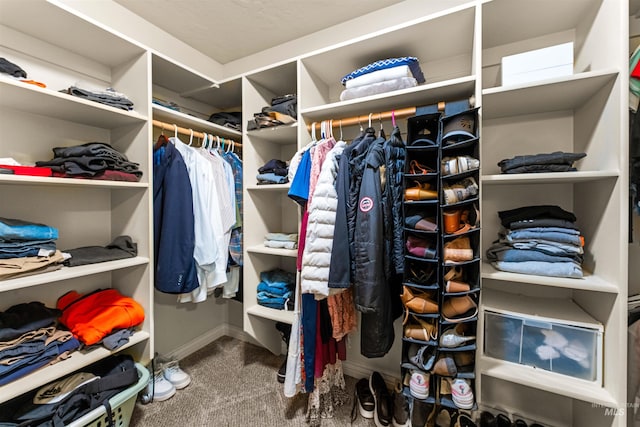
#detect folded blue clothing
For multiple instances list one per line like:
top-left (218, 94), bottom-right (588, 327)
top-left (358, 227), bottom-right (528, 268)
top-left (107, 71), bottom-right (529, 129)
top-left (493, 260), bottom-right (583, 279)
top-left (259, 268), bottom-right (296, 286)
top-left (257, 281), bottom-right (293, 297)
top-left (0, 218), bottom-right (58, 242)
top-left (341, 57), bottom-right (425, 85)
top-left (506, 229), bottom-right (582, 246)
top-left (509, 238), bottom-right (583, 255)
top-left (256, 172), bottom-right (288, 184)
top-left (486, 242), bottom-right (580, 264)
top-left (0, 240), bottom-right (56, 259)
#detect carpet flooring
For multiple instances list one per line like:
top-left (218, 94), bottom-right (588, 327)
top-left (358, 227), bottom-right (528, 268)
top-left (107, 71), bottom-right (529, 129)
top-left (129, 336), bottom-right (374, 427)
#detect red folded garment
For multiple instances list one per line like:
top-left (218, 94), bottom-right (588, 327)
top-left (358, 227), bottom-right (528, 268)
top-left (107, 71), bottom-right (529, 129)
top-left (0, 164), bottom-right (52, 176)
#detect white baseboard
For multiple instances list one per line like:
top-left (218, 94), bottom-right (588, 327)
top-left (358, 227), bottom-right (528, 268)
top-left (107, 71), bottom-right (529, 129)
top-left (165, 324), bottom-right (260, 361)
top-left (342, 360), bottom-right (399, 386)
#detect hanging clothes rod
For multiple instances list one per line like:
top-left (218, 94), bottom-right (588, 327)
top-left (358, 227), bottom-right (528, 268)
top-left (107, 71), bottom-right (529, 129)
top-left (152, 119), bottom-right (242, 150)
top-left (306, 96), bottom-right (476, 131)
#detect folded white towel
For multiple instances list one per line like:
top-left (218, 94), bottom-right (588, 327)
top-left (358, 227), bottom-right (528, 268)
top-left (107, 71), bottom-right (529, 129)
top-left (344, 65), bottom-right (412, 89)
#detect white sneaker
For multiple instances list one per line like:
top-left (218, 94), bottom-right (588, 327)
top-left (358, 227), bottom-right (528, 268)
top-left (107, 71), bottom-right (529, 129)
top-left (152, 370), bottom-right (176, 402)
top-left (163, 360), bottom-right (191, 389)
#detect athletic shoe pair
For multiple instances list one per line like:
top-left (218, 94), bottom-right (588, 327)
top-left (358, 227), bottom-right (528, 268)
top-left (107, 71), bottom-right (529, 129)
top-left (150, 357), bottom-right (191, 402)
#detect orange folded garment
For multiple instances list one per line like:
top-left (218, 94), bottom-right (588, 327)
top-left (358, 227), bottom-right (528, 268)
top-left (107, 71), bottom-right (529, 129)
top-left (57, 288), bottom-right (144, 346)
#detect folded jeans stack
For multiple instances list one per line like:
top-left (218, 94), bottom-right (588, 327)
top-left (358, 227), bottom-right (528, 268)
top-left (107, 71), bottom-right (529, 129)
top-left (263, 232), bottom-right (298, 250)
top-left (0, 217), bottom-right (64, 280)
top-left (256, 268), bottom-right (296, 310)
top-left (339, 57), bottom-right (425, 101)
top-left (256, 158), bottom-right (289, 185)
top-left (498, 151), bottom-right (586, 174)
top-left (486, 205), bottom-right (584, 278)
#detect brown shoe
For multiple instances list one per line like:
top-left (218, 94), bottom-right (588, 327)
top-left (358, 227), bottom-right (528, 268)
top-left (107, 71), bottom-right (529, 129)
top-left (431, 355), bottom-right (457, 377)
top-left (442, 296), bottom-right (478, 322)
top-left (446, 280), bottom-right (471, 293)
top-left (443, 236), bottom-right (474, 263)
top-left (401, 286), bottom-right (438, 314)
top-left (405, 181), bottom-right (438, 201)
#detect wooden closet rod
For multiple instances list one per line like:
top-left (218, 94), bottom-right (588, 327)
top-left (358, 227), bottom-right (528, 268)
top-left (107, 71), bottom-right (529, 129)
top-left (307, 96), bottom-right (475, 131)
top-left (152, 119), bottom-right (242, 150)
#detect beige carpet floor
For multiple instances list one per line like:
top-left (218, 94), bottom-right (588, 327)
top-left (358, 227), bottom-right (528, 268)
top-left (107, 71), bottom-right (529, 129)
top-left (129, 336), bottom-right (374, 427)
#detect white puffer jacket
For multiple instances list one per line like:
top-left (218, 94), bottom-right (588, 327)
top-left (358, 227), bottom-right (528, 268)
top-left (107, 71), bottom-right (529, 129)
top-left (300, 141), bottom-right (346, 297)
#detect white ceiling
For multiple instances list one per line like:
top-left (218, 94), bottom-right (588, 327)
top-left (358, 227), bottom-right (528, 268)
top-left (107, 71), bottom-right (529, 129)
top-left (113, 0), bottom-right (404, 64)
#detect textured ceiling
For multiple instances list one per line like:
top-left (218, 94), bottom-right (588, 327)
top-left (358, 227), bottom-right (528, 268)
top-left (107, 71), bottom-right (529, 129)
top-left (113, 0), bottom-right (404, 64)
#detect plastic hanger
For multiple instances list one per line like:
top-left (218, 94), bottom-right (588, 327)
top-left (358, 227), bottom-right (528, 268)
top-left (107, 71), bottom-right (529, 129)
top-left (202, 132), bottom-right (208, 149)
top-left (173, 124), bottom-right (178, 139)
top-left (392, 109), bottom-right (397, 128)
top-left (188, 129), bottom-right (194, 146)
top-left (339, 119), bottom-right (344, 141)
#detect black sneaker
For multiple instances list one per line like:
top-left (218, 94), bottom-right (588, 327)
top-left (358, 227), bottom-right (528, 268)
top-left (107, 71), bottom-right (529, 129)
top-left (351, 378), bottom-right (375, 421)
top-left (411, 400), bottom-right (434, 427)
top-left (369, 371), bottom-right (392, 427)
top-left (277, 358), bottom-right (286, 383)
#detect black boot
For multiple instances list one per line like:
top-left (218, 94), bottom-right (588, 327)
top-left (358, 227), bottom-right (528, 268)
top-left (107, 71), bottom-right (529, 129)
top-left (275, 322), bottom-right (291, 383)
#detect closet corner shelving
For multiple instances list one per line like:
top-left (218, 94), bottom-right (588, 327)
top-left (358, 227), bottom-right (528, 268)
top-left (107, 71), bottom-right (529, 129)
top-left (0, 0), bottom-right (153, 405)
top-left (478, 0), bottom-right (628, 425)
top-left (242, 61), bottom-right (298, 355)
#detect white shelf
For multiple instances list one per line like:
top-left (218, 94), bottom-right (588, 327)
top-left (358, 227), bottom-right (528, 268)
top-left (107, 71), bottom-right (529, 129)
top-left (0, 79), bottom-right (148, 128)
top-left (0, 174), bottom-right (148, 188)
top-left (0, 330), bottom-right (150, 404)
top-left (482, 69), bottom-right (619, 119)
top-left (0, 257), bottom-right (150, 293)
top-left (300, 75), bottom-right (476, 122)
top-left (481, 171), bottom-right (619, 185)
top-left (152, 104), bottom-right (241, 139)
top-left (480, 356), bottom-right (617, 408)
top-left (246, 304), bottom-right (294, 324)
top-left (246, 183), bottom-right (291, 191)
top-left (246, 123), bottom-right (298, 144)
top-left (247, 245), bottom-right (297, 258)
top-left (481, 263), bottom-right (619, 294)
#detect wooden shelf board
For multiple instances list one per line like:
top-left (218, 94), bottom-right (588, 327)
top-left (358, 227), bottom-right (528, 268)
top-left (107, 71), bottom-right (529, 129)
top-left (482, 69), bottom-right (619, 119)
top-left (0, 79), bottom-right (148, 128)
top-left (246, 123), bottom-right (298, 144)
top-left (0, 330), bottom-right (150, 404)
top-left (0, 174), bottom-right (148, 188)
top-left (246, 184), bottom-right (291, 191)
top-left (152, 105), bottom-right (242, 139)
top-left (300, 76), bottom-right (476, 122)
top-left (246, 304), bottom-right (295, 324)
top-left (246, 245), bottom-right (297, 258)
top-left (0, 257), bottom-right (150, 293)
top-left (481, 263), bottom-right (619, 294)
top-left (481, 170), bottom-right (619, 185)
top-left (480, 356), bottom-right (617, 408)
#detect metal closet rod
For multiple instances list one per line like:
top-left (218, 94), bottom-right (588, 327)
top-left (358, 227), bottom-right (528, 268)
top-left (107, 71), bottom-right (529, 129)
top-left (152, 119), bottom-right (242, 150)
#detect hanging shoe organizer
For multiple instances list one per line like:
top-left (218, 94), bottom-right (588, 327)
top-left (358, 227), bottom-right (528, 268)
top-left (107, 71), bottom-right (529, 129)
top-left (400, 103), bottom-right (481, 415)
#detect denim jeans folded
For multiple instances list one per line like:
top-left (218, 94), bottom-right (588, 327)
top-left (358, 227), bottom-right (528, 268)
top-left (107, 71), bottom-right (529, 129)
top-left (498, 151), bottom-right (586, 172)
top-left (256, 172), bottom-right (288, 184)
top-left (0, 218), bottom-right (58, 242)
top-left (498, 205), bottom-right (576, 228)
top-left (510, 239), bottom-right (583, 255)
top-left (0, 240), bottom-right (56, 259)
top-left (493, 260), bottom-right (583, 278)
top-left (486, 242), bottom-right (579, 263)
top-left (509, 226), bottom-right (580, 235)
top-left (68, 86), bottom-right (134, 110)
top-left (506, 230), bottom-right (582, 246)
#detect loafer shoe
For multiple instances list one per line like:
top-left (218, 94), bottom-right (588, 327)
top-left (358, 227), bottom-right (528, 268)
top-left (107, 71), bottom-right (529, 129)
top-left (496, 414), bottom-right (512, 427)
top-left (453, 413), bottom-right (478, 427)
top-left (353, 378), bottom-right (375, 420)
top-left (370, 371), bottom-right (393, 427)
top-left (409, 371), bottom-right (430, 400)
top-left (480, 411), bottom-right (497, 427)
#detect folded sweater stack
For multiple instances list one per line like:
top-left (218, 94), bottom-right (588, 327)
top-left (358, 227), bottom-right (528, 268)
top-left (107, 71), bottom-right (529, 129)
top-left (339, 57), bottom-right (425, 101)
top-left (486, 205), bottom-right (584, 279)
